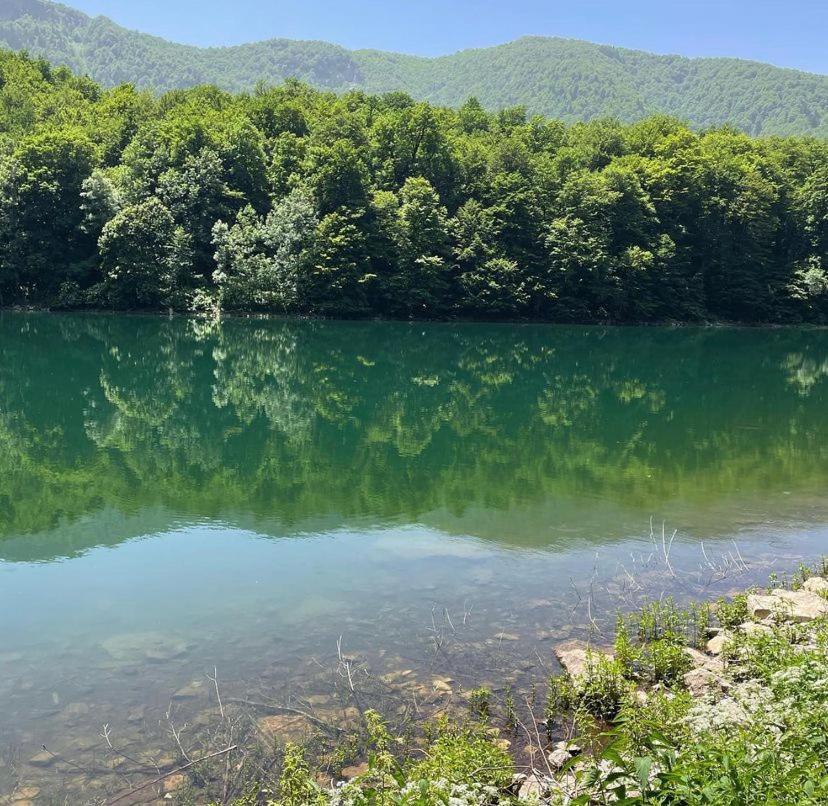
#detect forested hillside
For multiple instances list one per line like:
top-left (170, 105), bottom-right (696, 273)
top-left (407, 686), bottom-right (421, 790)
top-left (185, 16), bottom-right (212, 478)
top-left (0, 49), bottom-right (826, 322)
top-left (1, 0), bottom-right (827, 137)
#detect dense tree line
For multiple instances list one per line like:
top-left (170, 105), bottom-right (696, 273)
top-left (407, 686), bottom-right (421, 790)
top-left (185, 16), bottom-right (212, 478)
top-left (2, 2), bottom-right (828, 137)
top-left (0, 49), bottom-right (827, 321)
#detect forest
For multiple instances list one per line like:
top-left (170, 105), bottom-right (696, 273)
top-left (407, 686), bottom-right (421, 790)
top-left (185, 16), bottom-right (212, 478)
top-left (0, 48), bottom-right (827, 322)
top-left (3, 0), bottom-right (828, 137)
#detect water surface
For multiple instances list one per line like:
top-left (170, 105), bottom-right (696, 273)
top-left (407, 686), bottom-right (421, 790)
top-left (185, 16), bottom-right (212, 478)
top-left (2, 313), bottom-right (828, 799)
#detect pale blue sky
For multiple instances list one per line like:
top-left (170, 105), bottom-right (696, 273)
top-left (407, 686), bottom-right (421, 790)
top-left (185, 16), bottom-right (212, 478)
top-left (67, 0), bottom-right (827, 74)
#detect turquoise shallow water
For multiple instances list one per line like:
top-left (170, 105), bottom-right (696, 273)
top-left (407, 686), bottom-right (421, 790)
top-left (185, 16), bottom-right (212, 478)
top-left (2, 313), bottom-right (828, 799)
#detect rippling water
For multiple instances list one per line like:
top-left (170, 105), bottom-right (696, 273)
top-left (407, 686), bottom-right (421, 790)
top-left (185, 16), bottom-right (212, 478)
top-left (2, 313), bottom-right (828, 800)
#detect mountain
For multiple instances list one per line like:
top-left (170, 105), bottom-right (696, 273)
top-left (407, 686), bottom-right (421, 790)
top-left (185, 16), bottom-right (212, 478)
top-left (1, 0), bottom-right (827, 137)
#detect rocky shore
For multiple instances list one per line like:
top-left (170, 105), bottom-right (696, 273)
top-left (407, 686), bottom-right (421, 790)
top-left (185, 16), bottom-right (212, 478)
top-left (516, 574), bottom-right (828, 803)
top-left (5, 569), bottom-right (828, 804)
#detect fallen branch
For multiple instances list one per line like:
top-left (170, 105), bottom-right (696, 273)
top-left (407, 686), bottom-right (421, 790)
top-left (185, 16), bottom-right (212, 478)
top-left (106, 745), bottom-right (237, 804)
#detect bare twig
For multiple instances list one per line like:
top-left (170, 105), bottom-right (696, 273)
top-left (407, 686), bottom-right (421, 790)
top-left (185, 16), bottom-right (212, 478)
top-left (207, 667), bottom-right (225, 721)
top-left (101, 724), bottom-right (157, 774)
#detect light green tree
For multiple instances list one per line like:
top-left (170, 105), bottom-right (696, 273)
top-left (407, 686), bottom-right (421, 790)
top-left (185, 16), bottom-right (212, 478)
top-left (212, 189), bottom-right (317, 311)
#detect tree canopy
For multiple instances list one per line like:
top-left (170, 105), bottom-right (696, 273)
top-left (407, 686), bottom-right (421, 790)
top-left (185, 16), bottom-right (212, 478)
top-left (1, 2), bottom-right (827, 137)
top-left (0, 48), bottom-right (827, 322)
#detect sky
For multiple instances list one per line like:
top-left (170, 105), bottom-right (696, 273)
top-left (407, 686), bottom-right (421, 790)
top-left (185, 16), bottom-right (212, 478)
top-left (66, 0), bottom-right (828, 74)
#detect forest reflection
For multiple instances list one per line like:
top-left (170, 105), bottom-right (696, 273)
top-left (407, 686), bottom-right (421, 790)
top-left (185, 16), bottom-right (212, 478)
top-left (2, 312), bottom-right (827, 560)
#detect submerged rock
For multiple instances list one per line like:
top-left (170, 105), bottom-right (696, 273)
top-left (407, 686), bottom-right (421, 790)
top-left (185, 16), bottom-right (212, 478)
top-left (163, 773), bottom-right (186, 793)
top-left (379, 669), bottom-right (413, 686)
top-left (27, 750), bottom-right (54, 768)
top-left (257, 713), bottom-right (312, 742)
top-left (340, 762), bottom-right (369, 779)
top-left (171, 681), bottom-right (205, 700)
top-left (101, 631), bottom-right (190, 663)
top-left (431, 676), bottom-right (454, 693)
top-left (9, 786), bottom-right (40, 803)
top-left (59, 702), bottom-right (91, 724)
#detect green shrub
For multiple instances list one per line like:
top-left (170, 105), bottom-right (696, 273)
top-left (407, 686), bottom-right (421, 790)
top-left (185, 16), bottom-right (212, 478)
top-left (577, 653), bottom-right (631, 720)
top-left (408, 722), bottom-right (514, 793)
top-left (615, 616), bottom-right (691, 685)
top-left (644, 639), bottom-right (692, 685)
top-left (503, 687), bottom-right (516, 731)
top-left (634, 597), bottom-right (708, 647)
top-left (545, 672), bottom-right (577, 728)
top-left (277, 743), bottom-right (327, 806)
top-left (614, 688), bottom-right (692, 754)
top-left (468, 686), bottom-right (491, 722)
top-left (614, 617), bottom-right (637, 676)
top-left (714, 593), bottom-right (749, 629)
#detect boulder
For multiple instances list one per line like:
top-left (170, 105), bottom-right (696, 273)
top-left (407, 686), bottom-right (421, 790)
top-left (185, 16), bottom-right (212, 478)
top-left (553, 640), bottom-right (612, 679)
top-left (747, 594), bottom-right (780, 621)
top-left (706, 632), bottom-right (732, 655)
top-left (518, 773), bottom-right (548, 800)
top-left (683, 647), bottom-right (724, 673)
top-left (548, 748), bottom-right (571, 769)
top-left (683, 667), bottom-right (729, 698)
top-left (747, 589), bottom-right (828, 623)
top-left (803, 577), bottom-right (828, 595)
top-left (508, 774), bottom-right (527, 796)
top-left (739, 621), bottom-right (773, 636)
top-left (770, 589), bottom-right (828, 622)
top-left (554, 739), bottom-right (581, 756)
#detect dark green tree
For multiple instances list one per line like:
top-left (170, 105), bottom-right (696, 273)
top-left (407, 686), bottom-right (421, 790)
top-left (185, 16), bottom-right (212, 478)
top-left (98, 197), bottom-right (192, 308)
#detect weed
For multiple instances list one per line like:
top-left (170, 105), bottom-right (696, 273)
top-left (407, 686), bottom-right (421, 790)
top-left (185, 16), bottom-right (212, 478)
top-left (468, 687), bottom-right (491, 722)
top-left (714, 592), bottom-right (749, 629)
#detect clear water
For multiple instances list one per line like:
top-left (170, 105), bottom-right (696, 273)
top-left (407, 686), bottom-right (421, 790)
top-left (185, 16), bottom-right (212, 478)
top-left (2, 313), bottom-right (828, 800)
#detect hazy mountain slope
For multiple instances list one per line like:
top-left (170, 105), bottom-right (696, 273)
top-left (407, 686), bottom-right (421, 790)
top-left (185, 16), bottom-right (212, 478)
top-left (356, 38), bottom-right (828, 136)
top-left (0, 0), bottom-right (363, 89)
top-left (1, 0), bottom-right (826, 136)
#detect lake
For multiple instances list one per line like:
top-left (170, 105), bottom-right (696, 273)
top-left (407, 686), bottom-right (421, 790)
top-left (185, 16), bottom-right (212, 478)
top-left (2, 312), bottom-right (828, 801)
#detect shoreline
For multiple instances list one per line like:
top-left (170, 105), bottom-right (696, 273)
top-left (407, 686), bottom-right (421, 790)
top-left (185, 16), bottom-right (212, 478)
top-left (6, 557), bottom-right (828, 804)
top-left (2, 305), bottom-right (826, 330)
top-left (259, 561), bottom-right (828, 805)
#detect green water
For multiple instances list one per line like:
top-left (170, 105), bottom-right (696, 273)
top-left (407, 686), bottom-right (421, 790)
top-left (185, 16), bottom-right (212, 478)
top-left (2, 313), bottom-right (828, 799)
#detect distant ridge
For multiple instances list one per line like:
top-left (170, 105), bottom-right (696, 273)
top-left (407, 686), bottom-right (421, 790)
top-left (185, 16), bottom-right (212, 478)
top-left (1, 0), bottom-right (826, 136)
